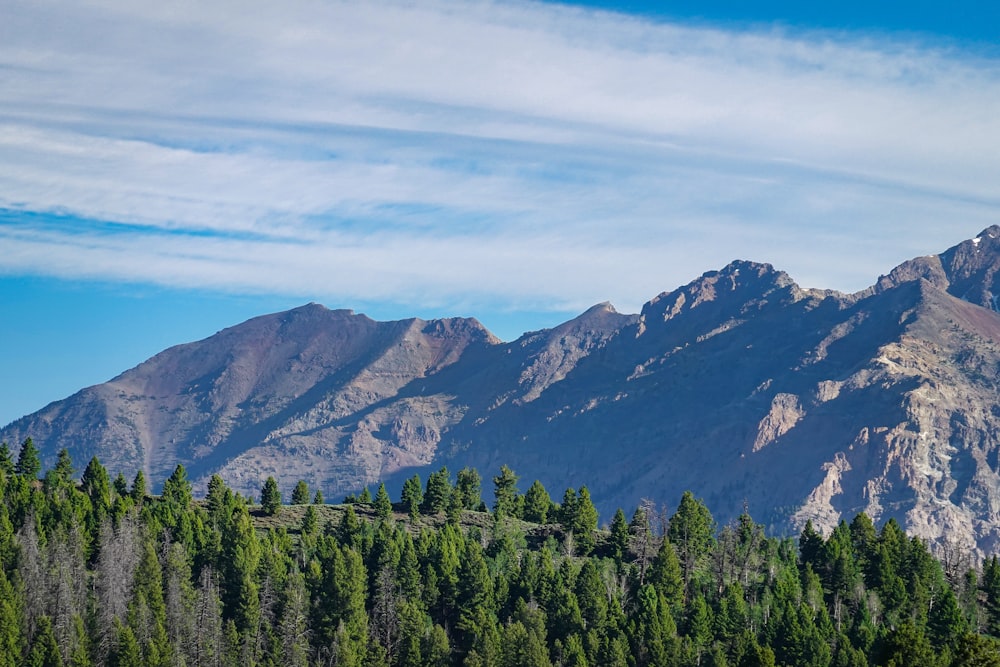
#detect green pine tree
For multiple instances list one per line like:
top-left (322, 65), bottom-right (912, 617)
top-left (291, 480), bottom-right (310, 505)
top-left (374, 483), bottom-right (392, 519)
top-left (260, 476), bottom-right (282, 516)
top-left (16, 437), bottom-right (41, 479)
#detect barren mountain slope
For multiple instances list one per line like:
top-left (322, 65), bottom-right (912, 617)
top-left (7, 227), bottom-right (1000, 555)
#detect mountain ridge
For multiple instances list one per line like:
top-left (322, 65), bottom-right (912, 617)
top-left (7, 227), bottom-right (1000, 555)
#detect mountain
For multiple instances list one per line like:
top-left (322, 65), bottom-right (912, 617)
top-left (6, 227), bottom-right (1000, 555)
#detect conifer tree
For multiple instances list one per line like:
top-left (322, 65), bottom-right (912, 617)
top-left (160, 465), bottom-right (192, 508)
top-left (16, 437), bottom-right (41, 479)
top-left (29, 615), bottom-right (63, 667)
top-left (113, 473), bottom-right (129, 499)
top-left (492, 465), bottom-right (520, 517)
top-left (455, 467), bottom-right (482, 511)
top-left (129, 471), bottom-right (146, 502)
top-left (374, 483), bottom-right (392, 519)
top-left (221, 507), bottom-right (261, 636)
top-left (301, 505), bottom-right (318, 536)
top-left (668, 491), bottom-right (715, 594)
top-left (572, 487), bottom-right (599, 555)
top-left (0, 441), bottom-right (14, 477)
top-left (291, 480), bottom-right (310, 505)
top-left (523, 480), bottom-right (552, 524)
top-left (419, 468), bottom-right (450, 515)
top-left (127, 539), bottom-right (170, 665)
top-left (609, 508), bottom-right (630, 561)
top-left (313, 489), bottom-right (324, 504)
top-left (401, 475), bottom-right (422, 519)
top-left (260, 477), bottom-right (282, 516)
top-left (0, 568), bottom-right (24, 667)
top-left (53, 449), bottom-right (73, 484)
top-left (648, 538), bottom-right (684, 612)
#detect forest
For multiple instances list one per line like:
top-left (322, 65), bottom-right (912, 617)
top-left (1, 437), bottom-right (1000, 666)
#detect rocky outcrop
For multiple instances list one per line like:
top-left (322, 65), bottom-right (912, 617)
top-left (8, 229), bottom-right (1000, 557)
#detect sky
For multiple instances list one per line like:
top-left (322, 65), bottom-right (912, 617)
top-left (1, 0), bottom-right (999, 428)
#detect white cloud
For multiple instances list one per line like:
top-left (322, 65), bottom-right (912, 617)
top-left (0, 0), bottom-right (998, 316)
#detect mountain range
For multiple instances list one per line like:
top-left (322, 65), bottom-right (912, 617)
top-left (6, 227), bottom-right (1000, 556)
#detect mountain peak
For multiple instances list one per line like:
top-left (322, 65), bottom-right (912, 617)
top-left (640, 259), bottom-right (799, 328)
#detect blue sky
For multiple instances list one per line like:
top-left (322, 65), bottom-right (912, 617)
top-left (1, 0), bottom-right (999, 428)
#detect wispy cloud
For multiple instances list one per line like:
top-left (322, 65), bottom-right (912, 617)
top-left (1, 0), bottom-right (998, 315)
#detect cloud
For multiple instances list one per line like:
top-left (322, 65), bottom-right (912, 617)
top-left (0, 0), bottom-right (998, 315)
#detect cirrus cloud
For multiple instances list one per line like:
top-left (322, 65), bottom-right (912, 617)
top-left (0, 0), bottom-right (998, 316)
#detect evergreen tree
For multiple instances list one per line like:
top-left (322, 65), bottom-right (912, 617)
top-left (0, 568), bottom-right (24, 667)
top-left (130, 470), bottom-right (146, 502)
top-left (301, 505), bottom-right (318, 536)
top-left (160, 465), bottom-right (192, 508)
top-left (260, 476), bottom-right (282, 516)
top-left (374, 483), bottom-right (392, 519)
top-left (572, 487), bottom-right (599, 556)
top-left (53, 448), bottom-right (74, 483)
top-left (16, 437), bottom-right (41, 479)
top-left (313, 489), bottom-right (324, 504)
top-left (668, 491), bottom-right (715, 595)
top-left (609, 508), bottom-right (630, 561)
top-left (291, 480), bottom-right (310, 505)
top-left (0, 442), bottom-right (14, 477)
top-left (523, 480), bottom-right (552, 524)
top-left (648, 538), bottom-right (684, 612)
top-left (220, 506), bottom-right (261, 635)
top-left (421, 468), bottom-right (451, 515)
top-left (400, 475), bottom-right (422, 519)
top-left (492, 465), bottom-right (520, 517)
top-left (28, 615), bottom-right (62, 667)
top-left (455, 467), bottom-right (482, 511)
top-left (113, 473), bottom-right (129, 499)
top-left (80, 456), bottom-right (111, 529)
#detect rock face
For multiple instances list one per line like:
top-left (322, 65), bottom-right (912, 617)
top-left (7, 227), bottom-right (1000, 556)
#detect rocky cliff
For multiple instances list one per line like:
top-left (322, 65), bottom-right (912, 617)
top-left (7, 227), bottom-right (1000, 556)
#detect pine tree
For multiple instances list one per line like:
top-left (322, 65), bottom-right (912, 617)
top-left (668, 491), bottom-right (715, 595)
top-left (160, 465), bottom-right (192, 508)
top-left (53, 449), bottom-right (74, 483)
top-left (572, 487), bottom-right (599, 556)
top-left (609, 508), bottom-right (630, 561)
top-left (523, 480), bottom-right (552, 524)
top-left (313, 489), bottom-right (324, 504)
top-left (291, 480), bottom-right (310, 505)
top-left (301, 505), bottom-right (318, 536)
top-left (221, 507), bottom-right (261, 635)
top-left (492, 465), bottom-right (520, 517)
top-left (374, 483), bottom-right (393, 519)
top-left (648, 538), bottom-right (684, 612)
top-left (0, 568), bottom-right (24, 667)
top-left (130, 471), bottom-right (146, 502)
top-left (455, 467), bottom-right (482, 511)
top-left (28, 615), bottom-right (62, 667)
top-left (260, 477), bottom-right (282, 516)
top-left (401, 475), bottom-right (422, 519)
top-left (127, 539), bottom-right (171, 665)
top-left (81, 457), bottom-right (111, 515)
top-left (16, 437), bottom-right (41, 479)
top-left (421, 468), bottom-right (451, 515)
top-left (0, 442), bottom-right (13, 477)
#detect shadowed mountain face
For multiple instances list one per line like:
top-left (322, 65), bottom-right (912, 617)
top-left (7, 227), bottom-right (1000, 555)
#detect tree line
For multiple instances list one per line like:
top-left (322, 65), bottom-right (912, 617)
top-left (1, 437), bottom-right (1000, 666)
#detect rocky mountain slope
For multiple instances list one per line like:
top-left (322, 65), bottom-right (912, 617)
top-left (7, 227), bottom-right (1000, 555)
